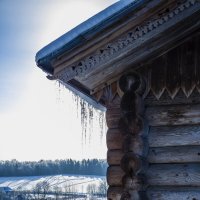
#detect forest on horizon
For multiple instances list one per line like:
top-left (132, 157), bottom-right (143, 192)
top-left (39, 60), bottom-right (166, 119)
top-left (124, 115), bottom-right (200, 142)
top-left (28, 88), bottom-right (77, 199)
top-left (0, 159), bottom-right (107, 177)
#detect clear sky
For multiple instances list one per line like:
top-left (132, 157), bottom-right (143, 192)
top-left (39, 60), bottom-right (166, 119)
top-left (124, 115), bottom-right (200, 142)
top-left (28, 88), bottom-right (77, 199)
top-left (0, 0), bottom-right (117, 161)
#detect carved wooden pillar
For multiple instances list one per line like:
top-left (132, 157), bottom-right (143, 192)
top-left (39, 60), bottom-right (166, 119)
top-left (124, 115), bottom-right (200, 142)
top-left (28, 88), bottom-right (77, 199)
top-left (119, 72), bottom-right (148, 200)
top-left (94, 73), bottom-right (148, 199)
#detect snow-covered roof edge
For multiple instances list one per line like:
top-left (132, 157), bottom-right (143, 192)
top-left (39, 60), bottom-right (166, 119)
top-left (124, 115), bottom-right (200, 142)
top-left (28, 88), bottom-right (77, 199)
top-left (35, 0), bottom-right (144, 66)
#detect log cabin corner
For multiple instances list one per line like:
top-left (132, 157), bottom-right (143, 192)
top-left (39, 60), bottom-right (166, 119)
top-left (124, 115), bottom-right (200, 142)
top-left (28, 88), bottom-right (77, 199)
top-left (35, 0), bottom-right (200, 199)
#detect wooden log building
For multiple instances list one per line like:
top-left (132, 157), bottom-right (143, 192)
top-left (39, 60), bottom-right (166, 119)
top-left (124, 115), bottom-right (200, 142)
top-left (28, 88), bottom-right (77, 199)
top-left (36, 0), bottom-right (200, 199)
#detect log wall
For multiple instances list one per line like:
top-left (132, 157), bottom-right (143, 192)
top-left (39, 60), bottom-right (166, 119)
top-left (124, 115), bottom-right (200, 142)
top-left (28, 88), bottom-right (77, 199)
top-left (106, 98), bottom-right (124, 200)
top-left (105, 32), bottom-right (200, 199)
top-left (142, 35), bottom-right (200, 199)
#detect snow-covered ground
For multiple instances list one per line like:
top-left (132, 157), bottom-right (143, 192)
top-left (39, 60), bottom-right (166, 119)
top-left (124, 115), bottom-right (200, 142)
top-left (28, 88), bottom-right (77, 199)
top-left (0, 174), bottom-right (106, 193)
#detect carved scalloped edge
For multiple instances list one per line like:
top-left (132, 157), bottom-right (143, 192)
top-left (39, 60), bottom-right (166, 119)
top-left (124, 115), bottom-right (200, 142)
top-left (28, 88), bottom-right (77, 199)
top-left (54, 0), bottom-right (199, 83)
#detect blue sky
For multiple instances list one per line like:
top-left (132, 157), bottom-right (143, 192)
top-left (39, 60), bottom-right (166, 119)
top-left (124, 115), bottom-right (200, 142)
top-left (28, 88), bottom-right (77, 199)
top-left (0, 0), bottom-right (117, 161)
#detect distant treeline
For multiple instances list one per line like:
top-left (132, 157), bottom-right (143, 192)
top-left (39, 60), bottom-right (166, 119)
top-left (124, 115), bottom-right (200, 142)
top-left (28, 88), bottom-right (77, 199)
top-left (0, 159), bottom-right (107, 177)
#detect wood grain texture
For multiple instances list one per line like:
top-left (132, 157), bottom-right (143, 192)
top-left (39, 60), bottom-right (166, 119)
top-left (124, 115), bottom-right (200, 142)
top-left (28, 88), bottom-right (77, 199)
top-left (106, 129), bottom-right (124, 150)
top-left (181, 37), bottom-right (196, 97)
top-left (146, 104), bottom-right (200, 126)
top-left (106, 107), bottom-right (121, 129)
top-left (107, 186), bottom-right (123, 200)
top-left (147, 163), bottom-right (200, 186)
top-left (107, 150), bottom-right (123, 165)
top-left (166, 47), bottom-right (180, 98)
top-left (149, 125), bottom-right (200, 147)
top-left (147, 187), bottom-right (200, 200)
top-left (150, 55), bottom-right (166, 99)
top-left (196, 33), bottom-right (200, 93)
top-left (107, 166), bottom-right (124, 187)
top-left (148, 146), bottom-right (200, 163)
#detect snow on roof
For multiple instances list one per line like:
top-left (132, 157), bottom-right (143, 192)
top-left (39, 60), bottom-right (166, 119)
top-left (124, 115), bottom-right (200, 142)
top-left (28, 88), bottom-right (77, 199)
top-left (35, 0), bottom-right (143, 64)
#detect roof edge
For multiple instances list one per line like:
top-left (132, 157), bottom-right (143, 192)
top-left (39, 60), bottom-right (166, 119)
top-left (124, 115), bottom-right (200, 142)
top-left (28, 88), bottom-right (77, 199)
top-left (35, 0), bottom-right (145, 71)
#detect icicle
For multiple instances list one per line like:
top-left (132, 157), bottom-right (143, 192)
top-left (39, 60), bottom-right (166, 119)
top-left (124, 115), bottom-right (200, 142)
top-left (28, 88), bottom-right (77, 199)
top-left (54, 80), bottom-right (106, 146)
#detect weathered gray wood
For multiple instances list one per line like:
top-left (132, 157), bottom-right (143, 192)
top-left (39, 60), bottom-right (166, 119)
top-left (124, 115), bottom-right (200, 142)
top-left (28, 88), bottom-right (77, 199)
top-left (107, 166), bottom-right (124, 187)
top-left (181, 37), bottom-right (196, 97)
top-left (106, 129), bottom-right (124, 150)
top-left (146, 104), bottom-right (200, 126)
top-left (147, 164), bottom-right (200, 186)
top-left (147, 187), bottom-right (200, 200)
top-left (196, 33), bottom-right (200, 93)
top-left (148, 146), bottom-right (200, 163)
top-left (149, 125), bottom-right (200, 147)
top-left (107, 186), bottom-right (123, 200)
top-left (150, 55), bottom-right (166, 99)
top-left (145, 89), bottom-right (200, 106)
top-left (166, 45), bottom-right (180, 98)
top-left (107, 150), bottom-right (123, 165)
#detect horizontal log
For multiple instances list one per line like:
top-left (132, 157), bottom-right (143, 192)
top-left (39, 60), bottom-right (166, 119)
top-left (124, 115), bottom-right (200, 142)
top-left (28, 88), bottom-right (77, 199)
top-left (147, 164), bottom-right (200, 186)
top-left (146, 104), bottom-right (200, 126)
top-left (107, 166), bottom-right (124, 187)
top-left (107, 186), bottom-right (123, 200)
top-left (149, 125), bottom-right (200, 147)
top-left (106, 108), bottom-right (121, 128)
top-left (148, 146), bottom-right (200, 163)
top-left (107, 150), bottom-right (123, 165)
top-left (108, 146), bottom-right (200, 165)
top-left (106, 129), bottom-right (124, 150)
top-left (147, 187), bottom-right (200, 200)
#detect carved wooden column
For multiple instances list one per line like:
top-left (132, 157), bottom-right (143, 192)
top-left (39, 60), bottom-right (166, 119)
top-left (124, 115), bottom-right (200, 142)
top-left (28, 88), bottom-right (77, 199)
top-left (94, 73), bottom-right (148, 199)
top-left (119, 72), bottom-right (148, 200)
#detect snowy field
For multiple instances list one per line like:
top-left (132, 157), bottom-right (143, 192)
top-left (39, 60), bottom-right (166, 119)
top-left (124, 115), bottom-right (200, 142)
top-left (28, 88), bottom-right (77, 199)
top-left (0, 174), bottom-right (106, 194)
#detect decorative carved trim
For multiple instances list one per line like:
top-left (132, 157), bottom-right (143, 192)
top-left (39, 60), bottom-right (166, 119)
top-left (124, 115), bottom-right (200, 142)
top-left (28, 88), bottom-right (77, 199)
top-left (136, 34), bottom-right (200, 100)
top-left (52, 0), bottom-right (199, 83)
top-left (93, 81), bottom-right (123, 107)
top-left (118, 72), bottom-right (149, 200)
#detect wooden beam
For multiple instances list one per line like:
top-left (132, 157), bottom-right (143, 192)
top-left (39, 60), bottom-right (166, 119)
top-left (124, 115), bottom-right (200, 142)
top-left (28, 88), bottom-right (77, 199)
top-left (146, 104), bottom-right (200, 126)
top-left (149, 125), bottom-right (200, 147)
top-left (147, 164), bottom-right (200, 186)
top-left (147, 187), bottom-right (200, 200)
top-left (148, 146), bottom-right (200, 163)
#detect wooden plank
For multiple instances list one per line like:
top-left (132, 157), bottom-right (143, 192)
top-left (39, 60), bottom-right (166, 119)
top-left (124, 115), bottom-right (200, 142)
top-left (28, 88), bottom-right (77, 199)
top-left (107, 166), bottom-right (124, 187)
top-left (181, 37), bottom-right (196, 97)
top-left (149, 125), bottom-right (200, 147)
top-left (147, 187), bottom-right (200, 200)
top-left (166, 47), bottom-right (180, 98)
top-left (145, 88), bottom-right (200, 106)
top-left (150, 55), bottom-right (166, 99)
top-left (106, 129), bottom-right (124, 150)
top-left (148, 146), bottom-right (200, 163)
top-left (107, 150), bottom-right (123, 165)
top-left (147, 163), bottom-right (200, 186)
top-left (146, 104), bottom-right (200, 126)
top-left (195, 33), bottom-right (200, 93)
top-left (107, 186), bottom-right (123, 200)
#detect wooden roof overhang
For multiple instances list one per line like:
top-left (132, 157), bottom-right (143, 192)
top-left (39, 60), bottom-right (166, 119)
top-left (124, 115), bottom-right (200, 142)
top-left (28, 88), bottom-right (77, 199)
top-left (36, 0), bottom-right (200, 109)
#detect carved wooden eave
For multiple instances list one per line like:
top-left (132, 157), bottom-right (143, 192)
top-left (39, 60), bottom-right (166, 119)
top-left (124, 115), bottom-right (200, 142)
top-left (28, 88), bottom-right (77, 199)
top-left (36, 0), bottom-right (200, 108)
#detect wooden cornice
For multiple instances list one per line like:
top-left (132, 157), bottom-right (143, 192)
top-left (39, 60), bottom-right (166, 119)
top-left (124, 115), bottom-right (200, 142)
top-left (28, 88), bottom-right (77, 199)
top-left (50, 0), bottom-right (200, 91)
